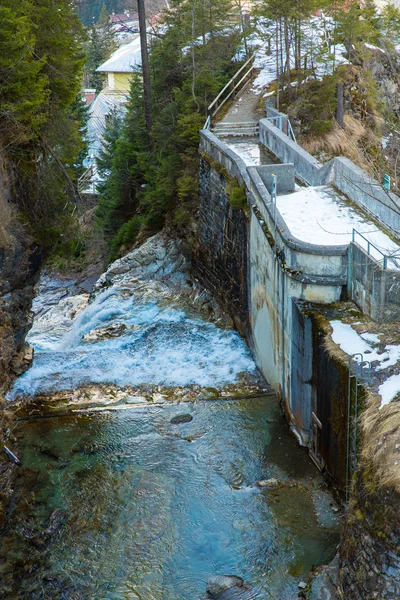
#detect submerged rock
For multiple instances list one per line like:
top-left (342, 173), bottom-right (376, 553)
top-left (256, 478), bottom-right (279, 488)
top-left (30, 508), bottom-right (65, 548)
top-left (170, 414), bottom-right (193, 425)
top-left (309, 556), bottom-right (340, 600)
top-left (206, 575), bottom-right (244, 596)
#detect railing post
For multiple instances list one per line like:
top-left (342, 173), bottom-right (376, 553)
top-left (271, 173), bottom-right (277, 247)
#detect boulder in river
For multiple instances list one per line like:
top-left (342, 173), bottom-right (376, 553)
top-left (256, 478), bottom-right (279, 488)
top-left (206, 575), bottom-right (244, 597)
top-left (170, 413), bottom-right (193, 425)
top-left (82, 322), bottom-right (127, 342)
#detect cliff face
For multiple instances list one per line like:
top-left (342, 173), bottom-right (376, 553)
top-left (340, 471), bottom-right (400, 600)
top-left (0, 152), bottom-right (43, 526)
top-left (0, 153), bottom-right (42, 396)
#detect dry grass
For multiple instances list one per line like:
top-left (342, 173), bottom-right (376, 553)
top-left (361, 391), bottom-right (400, 493)
top-left (323, 315), bottom-right (400, 493)
top-left (301, 115), bottom-right (380, 175)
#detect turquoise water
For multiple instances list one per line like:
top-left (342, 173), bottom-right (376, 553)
top-left (1, 396), bottom-right (340, 599)
top-left (2, 273), bottom-right (340, 599)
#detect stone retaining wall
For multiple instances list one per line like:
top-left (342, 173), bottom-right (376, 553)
top-left (192, 153), bottom-right (250, 337)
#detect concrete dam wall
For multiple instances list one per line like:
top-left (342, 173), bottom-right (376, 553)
top-left (194, 117), bottom-right (400, 597)
top-left (193, 121), bottom-right (399, 483)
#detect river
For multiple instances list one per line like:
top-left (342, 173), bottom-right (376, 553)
top-left (0, 233), bottom-right (340, 599)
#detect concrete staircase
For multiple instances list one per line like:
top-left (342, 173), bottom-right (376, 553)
top-left (211, 121), bottom-right (259, 137)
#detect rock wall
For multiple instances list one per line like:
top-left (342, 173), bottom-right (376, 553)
top-left (192, 155), bottom-right (250, 337)
top-left (0, 152), bottom-right (42, 527)
top-left (340, 472), bottom-right (400, 599)
top-left (0, 153), bottom-right (41, 395)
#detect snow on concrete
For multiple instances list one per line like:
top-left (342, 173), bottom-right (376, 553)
top-left (330, 320), bottom-right (400, 408)
top-left (225, 140), bottom-right (260, 165)
top-left (276, 186), bottom-right (400, 268)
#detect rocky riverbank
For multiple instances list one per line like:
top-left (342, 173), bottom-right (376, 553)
top-left (0, 154), bottom-right (43, 526)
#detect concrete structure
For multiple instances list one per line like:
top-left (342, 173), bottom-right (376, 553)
top-left (195, 113), bottom-right (400, 457)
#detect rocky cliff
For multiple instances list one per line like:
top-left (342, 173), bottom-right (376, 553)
top-left (0, 153), bottom-right (41, 394)
top-left (0, 152), bottom-right (42, 523)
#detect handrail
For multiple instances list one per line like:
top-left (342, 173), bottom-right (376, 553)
top-left (203, 115), bottom-right (211, 130)
top-left (264, 115), bottom-right (297, 143)
top-left (208, 53), bottom-right (256, 114)
top-left (352, 228), bottom-right (388, 269)
top-left (205, 52), bottom-right (257, 125)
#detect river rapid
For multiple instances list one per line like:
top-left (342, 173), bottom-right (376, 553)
top-left (1, 233), bottom-right (340, 600)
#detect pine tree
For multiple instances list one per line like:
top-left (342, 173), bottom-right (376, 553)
top-left (84, 23), bottom-right (116, 92)
top-left (335, 0), bottom-right (378, 50)
top-left (1, 0), bottom-right (87, 249)
top-left (0, 1), bottom-right (47, 144)
top-left (96, 0), bottom-right (243, 256)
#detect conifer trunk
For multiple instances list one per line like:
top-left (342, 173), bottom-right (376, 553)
top-left (336, 83), bottom-right (345, 128)
top-left (138, 0), bottom-right (153, 149)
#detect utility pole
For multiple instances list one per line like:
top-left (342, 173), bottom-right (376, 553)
top-left (137, 0), bottom-right (153, 148)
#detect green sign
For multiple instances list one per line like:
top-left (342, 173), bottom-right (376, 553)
top-left (383, 174), bottom-right (390, 192)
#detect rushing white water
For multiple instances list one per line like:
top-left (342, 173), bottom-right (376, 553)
top-left (10, 278), bottom-right (257, 398)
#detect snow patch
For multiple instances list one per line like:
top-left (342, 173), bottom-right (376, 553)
top-left (330, 321), bottom-right (400, 370)
top-left (276, 186), bottom-right (400, 268)
top-left (330, 320), bottom-right (400, 408)
top-left (365, 43), bottom-right (385, 53)
top-left (379, 375), bottom-right (400, 408)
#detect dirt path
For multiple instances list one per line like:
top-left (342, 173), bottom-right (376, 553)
top-left (219, 82), bottom-right (264, 125)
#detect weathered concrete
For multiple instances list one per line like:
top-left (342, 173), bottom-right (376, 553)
top-left (259, 115), bottom-right (400, 323)
top-left (349, 243), bottom-right (400, 322)
top-left (256, 163), bottom-right (295, 193)
top-left (197, 130), bottom-right (348, 447)
top-left (259, 118), bottom-right (332, 186)
top-left (198, 109), bottom-right (400, 600)
top-left (333, 156), bottom-right (400, 238)
top-left (260, 113), bottom-right (400, 240)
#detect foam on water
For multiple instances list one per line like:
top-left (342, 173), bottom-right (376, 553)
top-left (10, 284), bottom-right (257, 398)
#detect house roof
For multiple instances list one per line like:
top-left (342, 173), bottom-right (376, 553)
top-left (87, 91), bottom-right (128, 157)
top-left (96, 37), bottom-right (142, 73)
top-left (110, 12), bottom-right (139, 23)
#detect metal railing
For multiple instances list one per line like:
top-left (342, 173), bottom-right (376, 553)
top-left (346, 354), bottom-right (371, 502)
top-left (264, 115), bottom-right (297, 143)
top-left (203, 52), bottom-right (257, 129)
top-left (352, 228), bottom-right (388, 269)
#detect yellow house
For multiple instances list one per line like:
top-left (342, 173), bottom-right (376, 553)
top-left (96, 36), bottom-right (142, 93)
